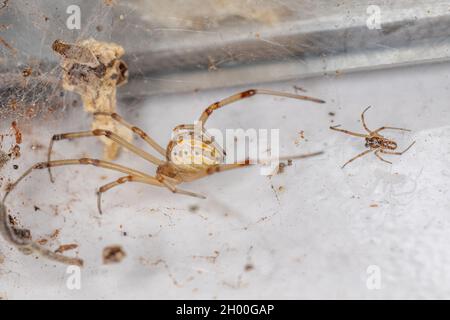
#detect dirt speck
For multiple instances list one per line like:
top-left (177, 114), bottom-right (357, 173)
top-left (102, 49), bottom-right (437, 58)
top-left (55, 244), bottom-right (78, 254)
top-left (49, 229), bottom-right (60, 240)
top-left (0, 0), bottom-right (10, 10)
top-left (22, 67), bottom-right (32, 78)
top-left (294, 130), bottom-right (305, 146)
top-left (8, 144), bottom-right (20, 159)
top-left (370, 203), bottom-right (379, 208)
top-left (188, 204), bottom-right (199, 213)
top-left (0, 150), bottom-right (9, 169)
top-left (11, 121), bottom-right (22, 144)
top-left (36, 238), bottom-right (48, 245)
top-left (7, 214), bottom-right (17, 226)
top-left (192, 250), bottom-right (220, 264)
top-left (30, 143), bottom-right (44, 151)
top-left (0, 35), bottom-right (16, 54)
top-left (103, 245), bottom-right (126, 264)
top-left (293, 85), bottom-right (307, 93)
top-left (244, 263), bottom-right (254, 272)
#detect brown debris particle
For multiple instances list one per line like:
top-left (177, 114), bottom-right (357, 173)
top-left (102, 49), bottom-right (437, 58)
top-left (370, 203), bottom-right (379, 208)
top-left (49, 229), bottom-right (60, 240)
top-left (11, 121), bottom-right (22, 144)
top-left (103, 245), bottom-right (126, 264)
top-left (277, 161), bottom-right (292, 174)
top-left (7, 214), bottom-right (16, 226)
top-left (188, 204), bottom-right (199, 213)
top-left (0, 150), bottom-right (9, 169)
top-left (244, 263), bottom-right (254, 272)
top-left (0, 0), bottom-right (9, 10)
top-left (36, 238), bottom-right (48, 245)
top-left (55, 243), bottom-right (78, 254)
top-left (53, 38), bottom-right (130, 160)
top-left (8, 144), bottom-right (20, 159)
top-left (0, 36), bottom-right (16, 54)
top-left (30, 143), bottom-right (44, 151)
top-left (192, 250), bottom-right (220, 264)
top-left (7, 99), bottom-right (17, 111)
top-left (5, 182), bottom-right (13, 193)
top-left (12, 226), bottom-right (31, 240)
top-left (22, 67), bottom-right (32, 78)
top-left (294, 130), bottom-right (305, 146)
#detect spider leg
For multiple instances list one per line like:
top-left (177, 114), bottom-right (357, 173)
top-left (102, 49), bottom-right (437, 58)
top-left (190, 151), bottom-right (323, 179)
top-left (379, 141), bottom-right (416, 155)
top-left (361, 106), bottom-right (372, 133)
top-left (2, 158), bottom-right (157, 265)
top-left (97, 175), bottom-right (165, 215)
top-left (157, 175), bottom-right (206, 199)
top-left (330, 125), bottom-right (368, 138)
top-left (374, 126), bottom-right (411, 133)
top-left (1, 200), bottom-right (83, 266)
top-left (374, 149), bottom-right (392, 164)
top-left (96, 174), bottom-right (205, 214)
top-left (48, 130), bottom-right (164, 182)
top-left (341, 149), bottom-right (373, 169)
top-left (3, 158), bottom-right (154, 204)
top-left (93, 112), bottom-right (166, 156)
top-left (173, 124), bottom-right (195, 131)
top-left (198, 89), bottom-right (325, 125)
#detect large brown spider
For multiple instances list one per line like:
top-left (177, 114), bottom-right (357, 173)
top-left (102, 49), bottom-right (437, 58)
top-left (330, 106), bottom-right (416, 168)
top-left (1, 89), bottom-right (324, 266)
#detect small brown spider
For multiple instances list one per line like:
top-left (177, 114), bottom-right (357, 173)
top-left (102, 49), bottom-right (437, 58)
top-left (330, 106), bottom-right (416, 168)
top-left (2, 89), bottom-right (324, 265)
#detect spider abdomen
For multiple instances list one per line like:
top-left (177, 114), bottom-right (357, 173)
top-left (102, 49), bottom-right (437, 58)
top-left (165, 127), bottom-right (225, 177)
top-left (365, 136), bottom-right (397, 150)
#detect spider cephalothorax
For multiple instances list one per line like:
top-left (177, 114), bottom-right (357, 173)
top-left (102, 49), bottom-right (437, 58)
top-left (2, 88), bottom-right (324, 266)
top-left (331, 106), bottom-right (415, 168)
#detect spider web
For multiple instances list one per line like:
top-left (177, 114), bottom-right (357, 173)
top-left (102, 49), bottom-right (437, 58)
top-left (0, 0), bottom-right (117, 120)
top-left (1, 0), bottom-right (449, 122)
top-left (0, 0), bottom-right (340, 121)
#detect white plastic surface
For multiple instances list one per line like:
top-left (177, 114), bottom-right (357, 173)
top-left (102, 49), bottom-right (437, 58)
top-left (0, 61), bottom-right (449, 299)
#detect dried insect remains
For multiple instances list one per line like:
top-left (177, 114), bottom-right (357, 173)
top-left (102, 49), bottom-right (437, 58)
top-left (330, 106), bottom-right (415, 168)
top-left (2, 88), bottom-right (325, 265)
